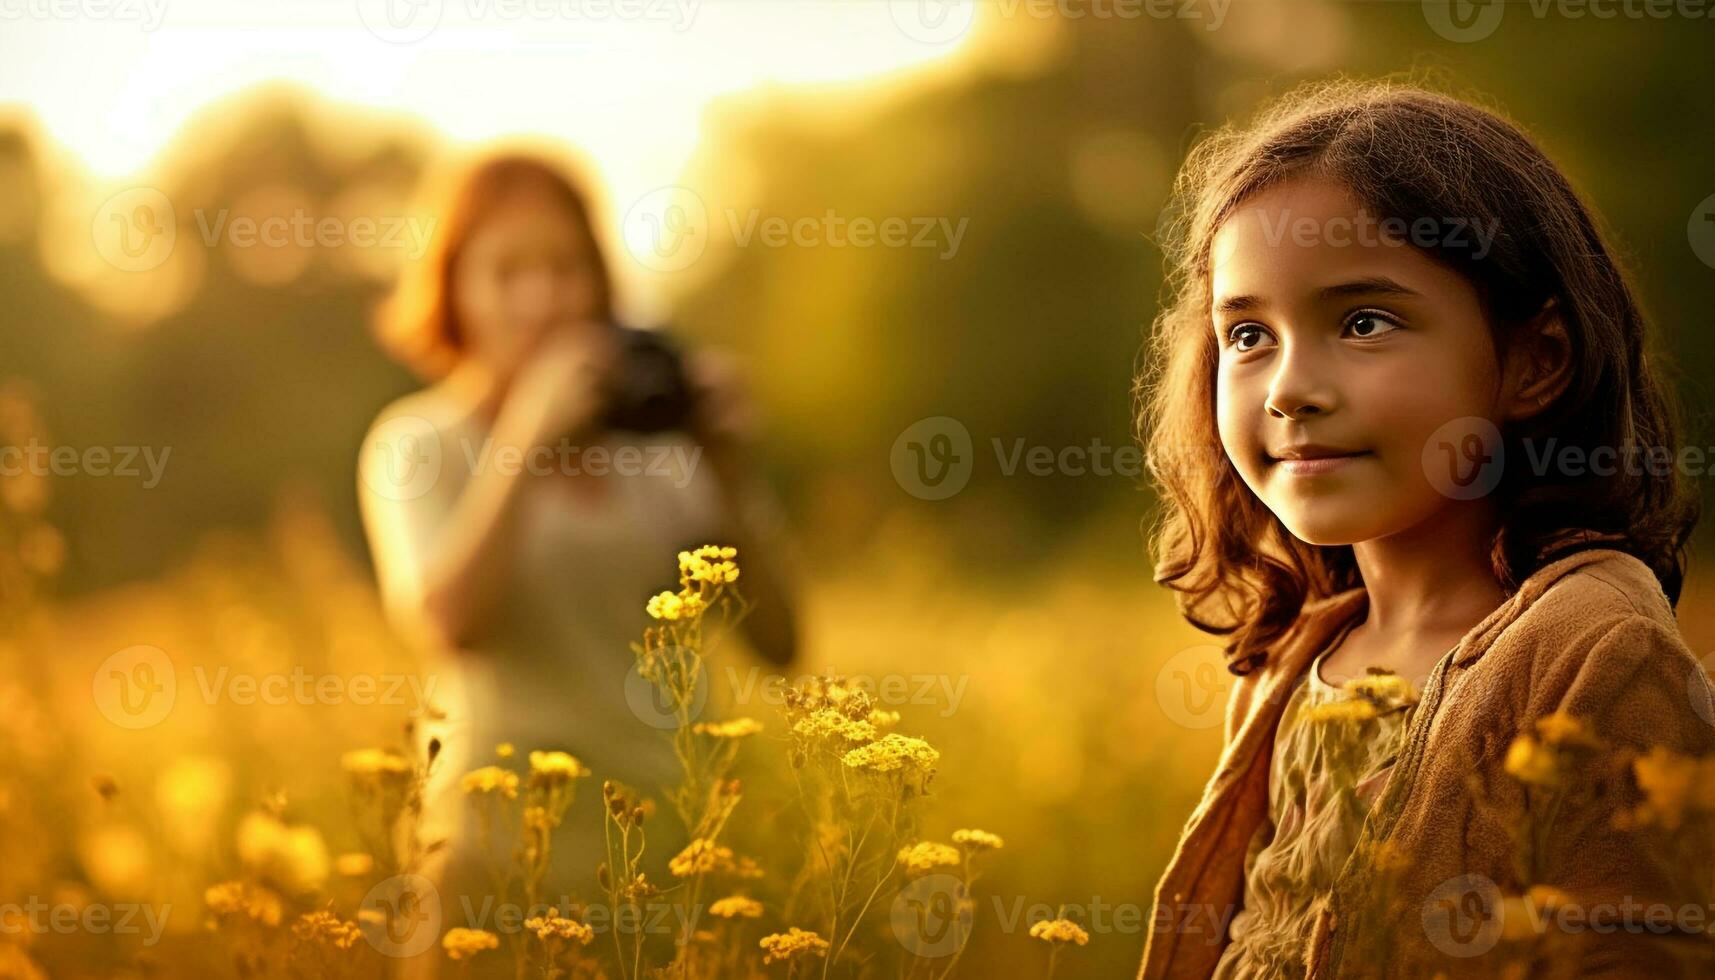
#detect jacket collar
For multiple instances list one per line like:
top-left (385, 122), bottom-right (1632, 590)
top-left (1302, 546), bottom-right (1642, 673)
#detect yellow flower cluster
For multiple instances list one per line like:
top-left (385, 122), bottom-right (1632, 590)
top-left (1029, 918), bottom-right (1090, 945)
top-left (1533, 711), bottom-right (1597, 748)
top-left (1504, 712), bottom-right (1602, 789)
top-left (692, 717), bottom-right (764, 738)
top-left (710, 895), bottom-right (764, 919)
top-left (670, 838), bottom-right (738, 878)
top-left (1625, 745), bottom-right (1715, 831)
top-left (897, 841), bottom-right (961, 872)
top-left (952, 828), bottom-right (1004, 851)
top-left (525, 908), bottom-right (595, 945)
top-left (793, 708), bottom-right (878, 744)
top-left (759, 927), bottom-right (828, 964)
top-left (528, 751), bottom-right (590, 783)
top-left (679, 545), bottom-right (740, 586)
top-left (339, 748), bottom-right (411, 780)
top-left (293, 910), bottom-right (361, 949)
top-left (867, 709), bottom-right (901, 729)
top-left (205, 880), bottom-right (283, 927)
top-left (842, 734), bottom-right (940, 774)
top-left (460, 765), bottom-right (520, 800)
top-left (647, 589), bottom-right (707, 622)
top-left (442, 927), bottom-right (500, 961)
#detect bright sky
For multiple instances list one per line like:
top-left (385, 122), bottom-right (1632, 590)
top-left (0, 0), bottom-right (993, 315)
top-left (0, 0), bottom-right (981, 179)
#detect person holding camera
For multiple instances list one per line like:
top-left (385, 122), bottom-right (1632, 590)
top-left (357, 153), bottom-right (799, 919)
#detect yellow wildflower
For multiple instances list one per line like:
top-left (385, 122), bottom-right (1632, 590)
top-left (842, 734), bottom-right (939, 774)
top-left (647, 589), bottom-right (707, 621)
top-left (460, 765), bottom-right (520, 800)
top-left (693, 717), bottom-right (764, 738)
top-left (679, 546), bottom-right (740, 586)
top-left (525, 908), bottom-right (594, 945)
top-left (442, 927), bottom-right (500, 961)
top-left (1503, 735), bottom-right (1560, 788)
top-left (898, 841), bottom-right (961, 872)
top-left (709, 895), bottom-right (765, 919)
top-left (495, 742), bottom-right (515, 759)
top-left (1029, 918), bottom-right (1089, 945)
top-left (204, 880), bottom-right (283, 927)
top-left (794, 708), bottom-right (878, 744)
top-left (759, 927), bottom-right (828, 964)
top-left (670, 838), bottom-right (736, 878)
top-left (1533, 711), bottom-right (1598, 748)
top-left (340, 748), bottom-right (411, 780)
top-left (952, 828), bottom-right (1004, 852)
top-left (528, 751), bottom-right (590, 784)
top-left (1626, 745), bottom-right (1715, 830)
top-left (236, 811), bottom-right (329, 895)
top-left (867, 709), bottom-right (902, 729)
top-left (293, 910), bottom-right (362, 949)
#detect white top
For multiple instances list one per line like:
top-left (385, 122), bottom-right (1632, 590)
top-left (358, 383), bottom-right (728, 790)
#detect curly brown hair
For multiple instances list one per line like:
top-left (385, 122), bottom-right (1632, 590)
top-left (1137, 78), bottom-right (1699, 676)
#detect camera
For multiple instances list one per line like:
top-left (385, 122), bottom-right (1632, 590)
top-left (601, 325), bottom-right (695, 435)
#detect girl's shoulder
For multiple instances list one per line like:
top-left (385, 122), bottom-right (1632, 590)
top-left (1511, 546), bottom-right (1679, 642)
top-left (1474, 548), bottom-right (1705, 732)
top-left (366, 382), bottom-right (485, 438)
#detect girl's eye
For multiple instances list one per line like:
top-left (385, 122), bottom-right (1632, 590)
top-left (1345, 310), bottom-right (1402, 340)
top-left (1226, 323), bottom-right (1274, 352)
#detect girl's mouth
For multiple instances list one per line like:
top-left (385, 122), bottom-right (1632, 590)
top-left (1270, 451), bottom-right (1371, 476)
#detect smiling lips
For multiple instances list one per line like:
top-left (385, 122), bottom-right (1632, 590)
top-left (1267, 444), bottom-right (1371, 475)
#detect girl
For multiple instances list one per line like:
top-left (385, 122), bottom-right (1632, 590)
top-left (1135, 81), bottom-right (1715, 979)
top-left (357, 153), bottom-right (800, 931)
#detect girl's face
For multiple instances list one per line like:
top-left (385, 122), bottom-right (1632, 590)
top-left (1210, 175), bottom-right (1507, 546)
top-left (452, 181), bottom-right (605, 380)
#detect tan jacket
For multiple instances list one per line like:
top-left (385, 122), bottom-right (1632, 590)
top-left (1138, 548), bottom-right (1715, 979)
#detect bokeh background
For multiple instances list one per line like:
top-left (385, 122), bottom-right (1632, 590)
top-left (5, 1), bottom-right (1715, 976)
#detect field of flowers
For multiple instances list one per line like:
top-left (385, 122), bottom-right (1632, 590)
top-left (7, 379), bottom-right (1715, 978)
top-left (0, 430), bottom-right (1225, 979)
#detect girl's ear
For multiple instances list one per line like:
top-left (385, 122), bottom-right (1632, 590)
top-left (1500, 300), bottom-right (1573, 421)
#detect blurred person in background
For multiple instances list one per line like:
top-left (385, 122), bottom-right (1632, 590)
top-left (356, 152), bottom-right (799, 938)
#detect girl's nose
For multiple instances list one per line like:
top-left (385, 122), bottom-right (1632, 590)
top-left (1264, 346), bottom-right (1337, 420)
top-left (508, 268), bottom-right (558, 321)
